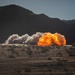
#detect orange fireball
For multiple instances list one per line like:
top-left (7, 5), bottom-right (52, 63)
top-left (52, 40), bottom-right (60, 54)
top-left (37, 32), bottom-right (53, 46)
top-left (52, 33), bottom-right (66, 46)
top-left (37, 32), bottom-right (66, 46)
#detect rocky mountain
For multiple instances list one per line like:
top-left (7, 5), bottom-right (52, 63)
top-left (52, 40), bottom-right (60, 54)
top-left (0, 4), bottom-right (75, 44)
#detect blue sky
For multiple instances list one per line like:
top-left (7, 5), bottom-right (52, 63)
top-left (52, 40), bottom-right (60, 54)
top-left (0, 0), bottom-right (75, 20)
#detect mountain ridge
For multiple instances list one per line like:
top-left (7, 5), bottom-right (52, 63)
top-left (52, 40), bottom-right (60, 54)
top-left (0, 4), bottom-right (75, 44)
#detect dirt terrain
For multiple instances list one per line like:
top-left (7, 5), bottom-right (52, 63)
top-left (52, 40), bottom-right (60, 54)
top-left (0, 44), bottom-right (75, 75)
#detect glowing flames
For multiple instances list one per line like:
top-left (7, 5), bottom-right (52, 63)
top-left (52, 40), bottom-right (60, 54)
top-left (37, 32), bottom-right (66, 46)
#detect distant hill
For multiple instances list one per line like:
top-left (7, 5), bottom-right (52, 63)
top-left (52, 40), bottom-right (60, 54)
top-left (63, 20), bottom-right (75, 25)
top-left (0, 4), bottom-right (75, 44)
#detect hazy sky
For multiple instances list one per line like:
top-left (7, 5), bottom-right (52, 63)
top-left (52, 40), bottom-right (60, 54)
top-left (0, 0), bottom-right (75, 20)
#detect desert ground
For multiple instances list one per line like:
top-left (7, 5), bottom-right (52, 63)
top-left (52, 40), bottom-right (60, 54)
top-left (0, 44), bottom-right (75, 75)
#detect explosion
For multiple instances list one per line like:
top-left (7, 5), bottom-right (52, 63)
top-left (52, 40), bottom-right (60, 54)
top-left (5, 32), bottom-right (66, 46)
top-left (37, 32), bottom-right (66, 46)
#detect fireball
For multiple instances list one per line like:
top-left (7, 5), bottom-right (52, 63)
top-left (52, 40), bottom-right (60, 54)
top-left (37, 32), bottom-right (66, 46)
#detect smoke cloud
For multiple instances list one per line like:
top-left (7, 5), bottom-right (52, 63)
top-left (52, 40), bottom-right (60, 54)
top-left (5, 32), bottom-right (66, 46)
top-left (5, 32), bottom-right (43, 45)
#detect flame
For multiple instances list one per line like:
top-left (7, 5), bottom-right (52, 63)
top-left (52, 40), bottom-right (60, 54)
top-left (37, 32), bottom-right (66, 46)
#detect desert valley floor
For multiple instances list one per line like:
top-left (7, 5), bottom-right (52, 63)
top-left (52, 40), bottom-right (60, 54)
top-left (0, 44), bottom-right (75, 75)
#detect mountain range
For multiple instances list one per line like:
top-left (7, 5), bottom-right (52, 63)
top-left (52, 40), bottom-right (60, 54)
top-left (0, 4), bottom-right (75, 44)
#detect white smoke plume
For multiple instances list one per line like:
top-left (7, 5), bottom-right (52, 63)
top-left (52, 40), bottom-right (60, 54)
top-left (5, 32), bottom-right (43, 45)
top-left (5, 34), bottom-right (19, 44)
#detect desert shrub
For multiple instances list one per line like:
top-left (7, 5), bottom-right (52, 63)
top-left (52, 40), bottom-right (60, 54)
top-left (1, 52), bottom-right (4, 55)
top-left (56, 46), bottom-right (60, 49)
top-left (56, 52), bottom-right (62, 57)
top-left (26, 50), bottom-right (32, 57)
top-left (66, 50), bottom-right (75, 56)
top-left (48, 57), bottom-right (52, 60)
top-left (69, 53), bottom-right (75, 56)
top-left (41, 47), bottom-right (49, 53)
top-left (8, 54), bottom-right (16, 58)
top-left (69, 47), bottom-right (75, 50)
top-left (56, 58), bottom-right (62, 62)
top-left (36, 46), bottom-right (39, 50)
top-left (24, 67), bottom-right (31, 72)
top-left (14, 51), bottom-right (20, 56)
